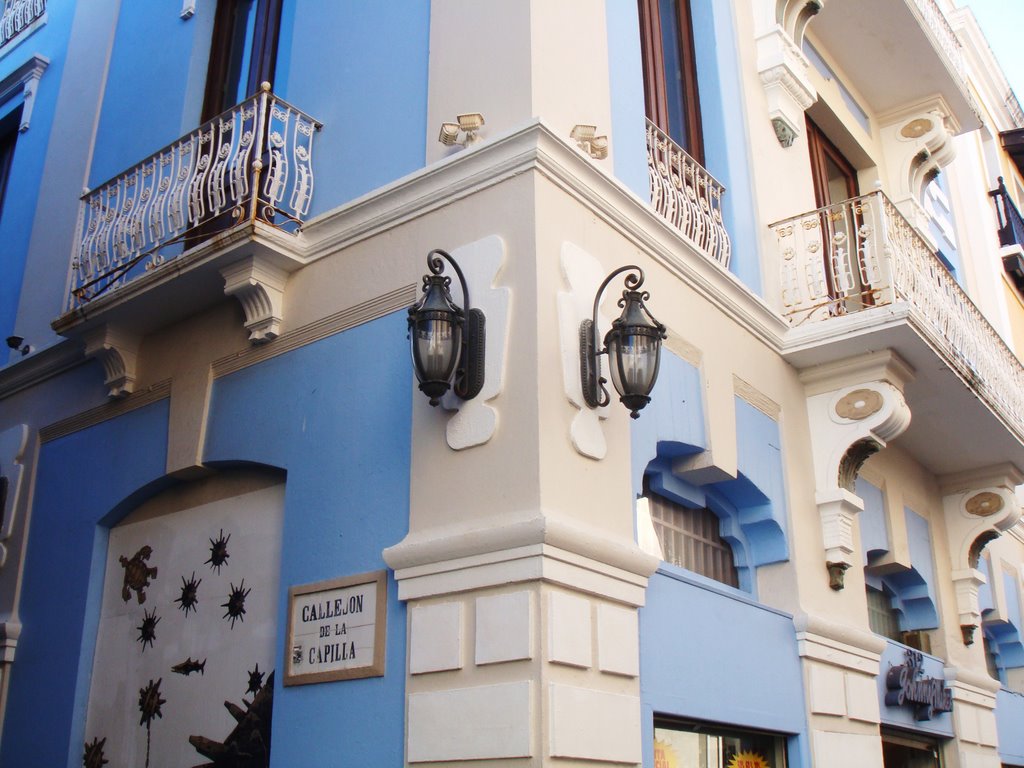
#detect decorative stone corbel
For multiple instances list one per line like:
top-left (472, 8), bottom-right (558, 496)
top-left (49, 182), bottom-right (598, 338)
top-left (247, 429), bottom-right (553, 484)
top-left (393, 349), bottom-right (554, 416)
top-left (801, 351), bottom-right (914, 589)
top-left (0, 425), bottom-right (28, 568)
top-left (558, 242), bottom-right (610, 460)
top-left (0, 620), bottom-right (20, 663)
top-left (221, 256), bottom-right (289, 344)
top-left (755, 0), bottom-right (823, 146)
top-left (940, 465), bottom-right (1023, 644)
top-left (438, 236), bottom-right (509, 451)
top-left (83, 324), bottom-right (141, 398)
top-left (879, 99), bottom-right (959, 236)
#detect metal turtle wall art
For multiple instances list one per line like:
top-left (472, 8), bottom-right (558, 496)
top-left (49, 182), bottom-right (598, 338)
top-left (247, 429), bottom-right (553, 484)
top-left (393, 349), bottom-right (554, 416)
top-left (119, 545), bottom-right (158, 604)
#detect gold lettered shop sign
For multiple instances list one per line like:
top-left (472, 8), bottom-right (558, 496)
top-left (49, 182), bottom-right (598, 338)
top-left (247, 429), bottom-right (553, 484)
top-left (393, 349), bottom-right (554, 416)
top-left (284, 570), bottom-right (387, 685)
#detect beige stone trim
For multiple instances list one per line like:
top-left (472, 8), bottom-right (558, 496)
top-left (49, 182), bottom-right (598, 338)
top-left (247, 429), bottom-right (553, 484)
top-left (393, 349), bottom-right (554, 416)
top-left (39, 379), bottom-right (172, 443)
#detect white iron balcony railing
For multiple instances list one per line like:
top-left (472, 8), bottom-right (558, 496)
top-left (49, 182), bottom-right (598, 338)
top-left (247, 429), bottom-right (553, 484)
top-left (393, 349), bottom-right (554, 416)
top-left (69, 83), bottom-right (320, 309)
top-left (771, 191), bottom-right (1024, 436)
top-left (1, 0), bottom-right (44, 49)
top-left (910, 0), bottom-right (979, 118)
top-left (646, 119), bottom-right (731, 269)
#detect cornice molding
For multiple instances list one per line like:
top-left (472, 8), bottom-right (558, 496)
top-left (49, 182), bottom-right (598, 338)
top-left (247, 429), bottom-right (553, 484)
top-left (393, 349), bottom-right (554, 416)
top-left (301, 120), bottom-right (789, 357)
top-left (0, 338), bottom-right (84, 401)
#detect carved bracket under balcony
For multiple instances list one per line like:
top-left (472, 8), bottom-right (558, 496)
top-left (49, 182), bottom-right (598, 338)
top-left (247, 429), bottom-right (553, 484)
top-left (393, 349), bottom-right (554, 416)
top-left (0, 425), bottom-right (28, 568)
top-left (801, 351), bottom-right (914, 588)
top-left (83, 325), bottom-right (140, 398)
top-left (755, 1), bottom-right (822, 146)
top-left (221, 256), bottom-right (288, 344)
top-left (940, 465), bottom-right (1023, 642)
top-left (880, 100), bottom-right (959, 234)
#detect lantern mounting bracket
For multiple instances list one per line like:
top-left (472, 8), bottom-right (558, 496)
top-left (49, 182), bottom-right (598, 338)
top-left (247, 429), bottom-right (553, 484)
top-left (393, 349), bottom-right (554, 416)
top-left (579, 265), bottom-right (666, 419)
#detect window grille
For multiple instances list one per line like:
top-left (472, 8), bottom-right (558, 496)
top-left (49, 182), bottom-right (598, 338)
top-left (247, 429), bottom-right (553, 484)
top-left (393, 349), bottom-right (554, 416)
top-left (646, 487), bottom-right (739, 588)
top-left (866, 586), bottom-right (902, 641)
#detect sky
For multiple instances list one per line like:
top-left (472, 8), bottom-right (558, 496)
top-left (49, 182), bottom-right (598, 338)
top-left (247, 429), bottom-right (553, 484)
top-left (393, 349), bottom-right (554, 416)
top-left (959, 0), bottom-right (1024, 98)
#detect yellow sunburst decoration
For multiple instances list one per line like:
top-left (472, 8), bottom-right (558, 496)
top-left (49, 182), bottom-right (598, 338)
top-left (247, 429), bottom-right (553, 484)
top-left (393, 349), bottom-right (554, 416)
top-left (653, 738), bottom-right (679, 768)
top-left (728, 750), bottom-right (770, 768)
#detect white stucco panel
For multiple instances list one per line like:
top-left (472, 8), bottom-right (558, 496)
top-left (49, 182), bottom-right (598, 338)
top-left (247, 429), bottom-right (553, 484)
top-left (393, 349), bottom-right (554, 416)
top-left (596, 602), bottom-right (638, 677)
top-left (409, 601), bottom-right (463, 674)
top-left (549, 684), bottom-right (641, 763)
top-left (548, 591), bottom-right (592, 669)
top-left (476, 590), bottom-right (532, 665)
top-left (407, 681), bottom-right (533, 762)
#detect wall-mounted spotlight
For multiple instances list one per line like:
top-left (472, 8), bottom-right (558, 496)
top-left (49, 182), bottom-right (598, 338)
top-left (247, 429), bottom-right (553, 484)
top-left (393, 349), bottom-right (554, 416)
top-left (5, 336), bottom-right (31, 357)
top-left (570, 124), bottom-right (609, 160)
top-left (579, 266), bottom-right (665, 419)
top-left (408, 249), bottom-right (486, 406)
top-left (438, 113), bottom-right (486, 148)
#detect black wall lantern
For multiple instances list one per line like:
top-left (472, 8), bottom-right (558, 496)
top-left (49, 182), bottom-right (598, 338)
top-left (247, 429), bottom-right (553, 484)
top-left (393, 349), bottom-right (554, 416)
top-left (580, 265), bottom-right (666, 419)
top-left (408, 249), bottom-right (486, 406)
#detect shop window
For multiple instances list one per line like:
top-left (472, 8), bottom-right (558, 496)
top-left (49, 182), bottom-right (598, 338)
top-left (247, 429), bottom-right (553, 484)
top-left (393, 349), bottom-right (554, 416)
top-left (881, 730), bottom-right (942, 768)
top-left (202, 0), bottom-right (281, 120)
top-left (654, 719), bottom-right (788, 768)
top-left (646, 480), bottom-right (739, 588)
top-left (638, 0), bottom-right (703, 161)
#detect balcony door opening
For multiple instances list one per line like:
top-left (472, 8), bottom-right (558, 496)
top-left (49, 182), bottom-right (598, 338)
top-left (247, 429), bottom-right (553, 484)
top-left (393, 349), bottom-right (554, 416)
top-left (807, 116), bottom-right (873, 314)
top-left (638, 0), bottom-right (703, 163)
top-left (881, 731), bottom-right (942, 768)
top-left (202, 0), bottom-right (281, 122)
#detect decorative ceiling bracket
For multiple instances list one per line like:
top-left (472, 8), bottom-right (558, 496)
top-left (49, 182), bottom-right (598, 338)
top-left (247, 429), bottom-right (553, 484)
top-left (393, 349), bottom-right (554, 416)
top-left (221, 256), bottom-right (289, 345)
top-left (879, 99), bottom-right (959, 235)
top-left (755, 1), bottom-right (822, 146)
top-left (940, 464), bottom-right (1023, 644)
top-left (801, 351), bottom-right (914, 589)
top-left (83, 324), bottom-right (141, 398)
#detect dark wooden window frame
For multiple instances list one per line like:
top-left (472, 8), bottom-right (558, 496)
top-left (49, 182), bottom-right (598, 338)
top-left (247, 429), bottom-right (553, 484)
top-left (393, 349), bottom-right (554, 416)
top-left (806, 115), bottom-right (859, 208)
top-left (638, 0), bottom-right (704, 164)
top-left (201, 0), bottom-right (282, 122)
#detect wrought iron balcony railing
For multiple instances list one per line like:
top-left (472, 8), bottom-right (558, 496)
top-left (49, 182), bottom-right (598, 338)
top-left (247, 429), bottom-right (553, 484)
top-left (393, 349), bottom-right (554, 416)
top-left (910, 0), bottom-right (979, 118)
top-left (771, 190), bottom-right (1024, 436)
top-left (990, 177), bottom-right (1024, 249)
top-left (69, 84), bottom-right (320, 309)
top-left (646, 119), bottom-right (731, 269)
top-left (1, 0), bottom-right (44, 49)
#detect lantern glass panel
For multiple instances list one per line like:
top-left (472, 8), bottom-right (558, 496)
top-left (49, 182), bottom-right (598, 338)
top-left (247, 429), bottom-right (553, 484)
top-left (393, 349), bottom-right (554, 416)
top-left (608, 332), bottom-right (660, 398)
top-left (413, 317), bottom-right (461, 383)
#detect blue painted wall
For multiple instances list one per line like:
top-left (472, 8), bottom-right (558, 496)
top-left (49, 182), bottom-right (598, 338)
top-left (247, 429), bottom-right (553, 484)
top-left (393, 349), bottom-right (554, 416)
top-left (0, 3), bottom-right (77, 347)
top-left (89, 4), bottom-right (214, 187)
top-left (857, 477), bottom-right (889, 559)
top-left (0, 312), bottom-right (412, 768)
top-left (604, 1), bottom-right (762, 293)
top-left (277, 2), bottom-right (429, 218)
top-left (89, 1), bottom-right (430, 215)
top-left (1, 400), bottom-right (171, 768)
top-left (997, 688), bottom-right (1024, 765)
top-left (204, 312), bottom-right (412, 767)
top-left (640, 570), bottom-right (810, 767)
